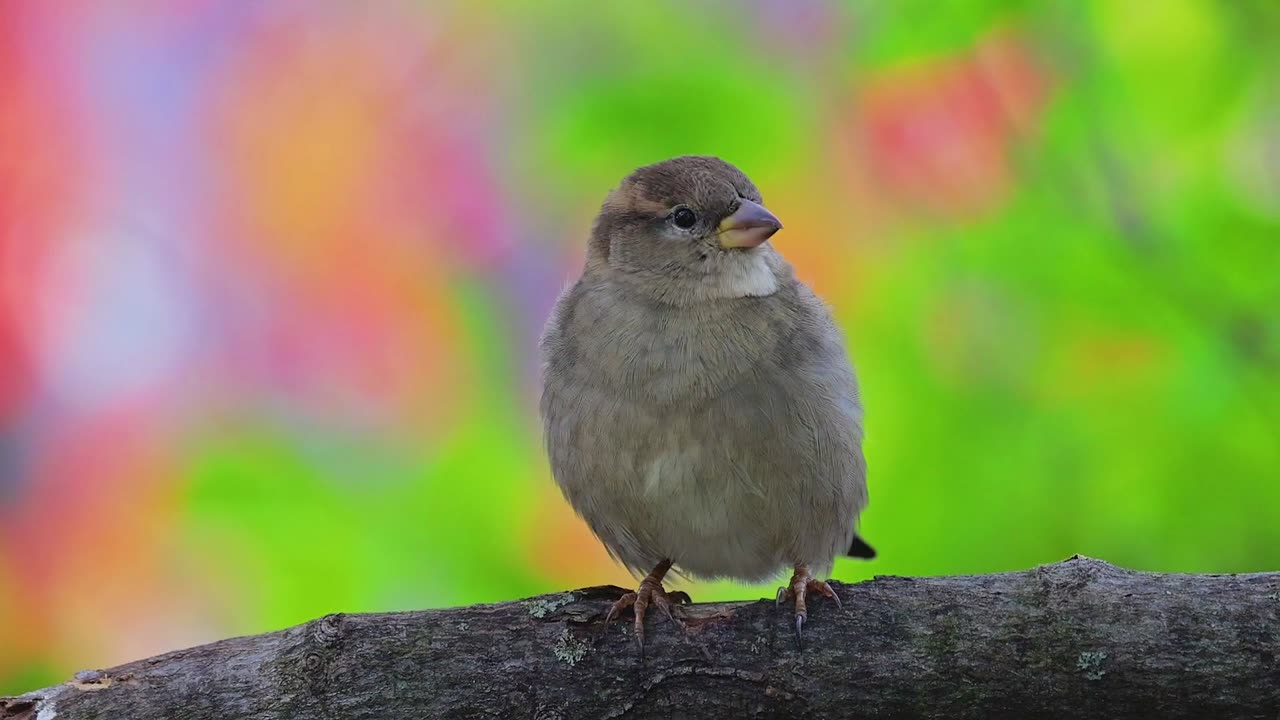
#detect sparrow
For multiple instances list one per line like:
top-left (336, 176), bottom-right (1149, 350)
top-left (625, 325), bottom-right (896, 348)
top-left (539, 156), bottom-right (873, 653)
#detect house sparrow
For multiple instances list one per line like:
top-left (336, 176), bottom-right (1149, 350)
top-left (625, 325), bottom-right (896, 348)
top-left (539, 156), bottom-right (873, 653)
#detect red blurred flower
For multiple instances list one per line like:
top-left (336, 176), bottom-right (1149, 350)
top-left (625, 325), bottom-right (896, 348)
top-left (841, 29), bottom-right (1051, 219)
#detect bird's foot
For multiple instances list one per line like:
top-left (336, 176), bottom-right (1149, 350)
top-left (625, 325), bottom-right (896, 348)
top-left (601, 560), bottom-right (691, 660)
top-left (775, 564), bottom-right (842, 648)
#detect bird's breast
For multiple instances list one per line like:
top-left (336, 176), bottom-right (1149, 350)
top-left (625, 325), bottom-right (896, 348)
top-left (642, 443), bottom-right (703, 497)
top-left (577, 298), bottom-right (787, 405)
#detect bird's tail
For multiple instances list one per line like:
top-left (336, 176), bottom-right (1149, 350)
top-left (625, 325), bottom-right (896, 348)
top-left (847, 534), bottom-right (876, 559)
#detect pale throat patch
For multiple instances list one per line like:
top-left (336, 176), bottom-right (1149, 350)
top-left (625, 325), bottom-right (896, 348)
top-left (709, 250), bottom-right (779, 299)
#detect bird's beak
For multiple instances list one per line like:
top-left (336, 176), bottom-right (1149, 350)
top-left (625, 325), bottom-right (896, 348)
top-left (717, 199), bottom-right (782, 249)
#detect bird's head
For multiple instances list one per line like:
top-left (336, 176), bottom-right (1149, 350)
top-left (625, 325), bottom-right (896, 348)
top-left (587, 156), bottom-right (788, 304)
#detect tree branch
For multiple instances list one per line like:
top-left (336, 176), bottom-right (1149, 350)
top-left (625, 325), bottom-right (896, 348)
top-left (4, 556), bottom-right (1278, 719)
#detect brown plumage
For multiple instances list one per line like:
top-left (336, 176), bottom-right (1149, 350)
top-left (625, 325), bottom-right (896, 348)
top-left (539, 156), bottom-right (872, 651)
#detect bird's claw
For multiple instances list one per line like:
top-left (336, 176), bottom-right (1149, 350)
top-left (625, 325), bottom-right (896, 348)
top-left (776, 566), bottom-right (842, 649)
top-left (600, 577), bottom-right (691, 661)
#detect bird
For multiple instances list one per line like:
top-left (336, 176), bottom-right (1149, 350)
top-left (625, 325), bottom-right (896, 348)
top-left (538, 155), bottom-right (873, 654)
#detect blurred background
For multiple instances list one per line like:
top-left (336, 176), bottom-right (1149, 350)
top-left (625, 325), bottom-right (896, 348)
top-left (2, 0), bottom-right (1278, 693)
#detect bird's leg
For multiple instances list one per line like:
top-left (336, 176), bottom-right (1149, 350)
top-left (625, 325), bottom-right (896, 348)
top-left (775, 563), bottom-right (843, 647)
top-left (601, 558), bottom-right (692, 658)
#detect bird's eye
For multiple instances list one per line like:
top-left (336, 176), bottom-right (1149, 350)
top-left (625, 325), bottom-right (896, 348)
top-left (672, 208), bottom-right (697, 230)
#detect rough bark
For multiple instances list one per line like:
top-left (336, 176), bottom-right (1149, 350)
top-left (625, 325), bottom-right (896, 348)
top-left (3, 556), bottom-right (1278, 719)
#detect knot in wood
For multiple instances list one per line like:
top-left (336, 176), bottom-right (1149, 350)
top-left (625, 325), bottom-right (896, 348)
top-left (312, 613), bottom-right (345, 646)
top-left (302, 653), bottom-right (325, 673)
top-left (299, 614), bottom-right (346, 691)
